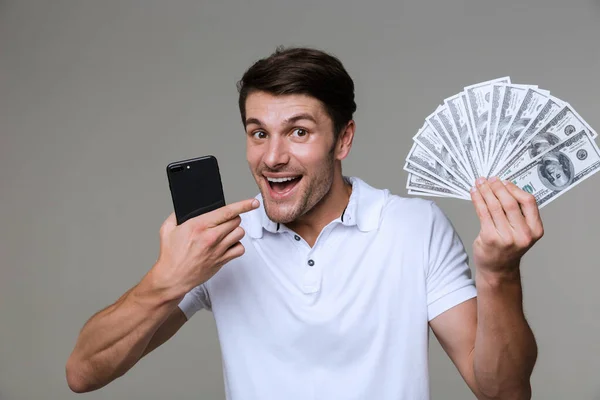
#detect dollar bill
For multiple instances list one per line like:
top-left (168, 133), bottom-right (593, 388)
top-left (497, 104), bottom-right (595, 179)
top-left (435, 105), bottom-right (477, 182)
top-left (507, 130), bottom-right (600, 208)
top-left (444, 92), bottom-right (482, 177)
top-left (405, 76), bottom-right (600, 202)
top-left (413, 122), bottom-right (472, 187)
top-left (406, 174), bottom-right (468, 200)
top-left (488, 88), bottom-right (554, 176)
top-left (404, 143), bottom-right (471, 194)
top-left (502, 96), bottom-right (564, 161)
top-left (489, 84), bottom-right (543, 171)
top-left (464, 76), bottom-right (511, 168)
top-left (487, 84), bottom-right (506, 162)
top-left (404, 160), bottom-right (469, 199)
top-left (425, 108), bottom-right (472, 180)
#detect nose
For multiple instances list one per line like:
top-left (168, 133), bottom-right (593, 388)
top-left (263, 135), bottom-right (290, 170)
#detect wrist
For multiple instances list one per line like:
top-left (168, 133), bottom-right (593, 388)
top-left (476, 263), bottom-right (522, 290)
top-left (136, 263), bottom-right (188, 307)
top-left (475, 264), bottom-right (526, 320)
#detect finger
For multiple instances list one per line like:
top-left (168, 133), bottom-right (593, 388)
top-left (219, 226), bottom-right (246, 250)
top-left (211, 216), bottom-right (242, 242)
top-left (487, 176), bottom-right (528, 231)
top-left (219, 241), bottom-right (246, 264)
top-left (503, 180), bottom-right (544, 237)
top-left (206, 198), bottom-right (260, 227)
top-left (470, 185), bottom-right (495, 233)
top-left (475, 177), bottom-right (512, 238)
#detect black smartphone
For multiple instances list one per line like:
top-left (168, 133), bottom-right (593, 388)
top-left (166, 155), bottom-right (226, 225)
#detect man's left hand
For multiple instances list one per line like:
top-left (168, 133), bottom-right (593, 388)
top-left (470, 176), bottom-right (544, 277)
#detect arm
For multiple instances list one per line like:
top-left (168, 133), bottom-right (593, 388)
top-left (473, 265), bottom-right (537, 399)
top-left (430, 177), bottom-right (542, 400)
top-left (65, 275), bottom-right (188, 393)
top-left (65, 198), bottom-right (260, 393)
top-left (431, 289), bottom-right (536, 400)
top-left (142, 303), bottom-right (188, 358)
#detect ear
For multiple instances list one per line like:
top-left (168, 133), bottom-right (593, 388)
top-left (335, 120), bottom-right (355, 161)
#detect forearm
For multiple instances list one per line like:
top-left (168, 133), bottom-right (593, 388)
top-left (66, 269), bottom-right (185, 392)
top-left (473, 267), bottom-right (537, 399)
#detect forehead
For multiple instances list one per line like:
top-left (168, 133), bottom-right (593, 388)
top-left (244, 91), bottom-right (328, 125)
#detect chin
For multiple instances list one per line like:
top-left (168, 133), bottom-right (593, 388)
top-left (263, 199), bottom-right (301, 224)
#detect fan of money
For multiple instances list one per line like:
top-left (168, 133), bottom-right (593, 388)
top-left (404, 77), bottom-right (600, 208)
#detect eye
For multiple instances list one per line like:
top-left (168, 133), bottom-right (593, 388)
top-left (292, 128), bottom-right (308, 137)
top-left (252, 131), bottom-right (267, 139)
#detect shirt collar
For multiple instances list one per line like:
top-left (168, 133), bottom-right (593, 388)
top-left (245, 176), bottom-right (387, 239)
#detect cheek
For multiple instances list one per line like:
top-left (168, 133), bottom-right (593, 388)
top-left (246, 146), bottom-right (261, 169)
top-left (290, 142), bottom-right (333, 166)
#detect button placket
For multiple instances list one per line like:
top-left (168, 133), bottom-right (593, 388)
top-left (302, 266), bottom-right (320, 293)
top-left (302, 247), bottom-right (322, 293)
top-left (287, 230), bottom-right (309, 250)
top-left (296, 222), bottom-right (342, 294)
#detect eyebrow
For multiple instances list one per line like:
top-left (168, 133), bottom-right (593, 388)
top-left (245, 113), bottom-right (317, 127)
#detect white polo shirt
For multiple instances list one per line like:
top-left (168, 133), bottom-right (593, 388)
top-left (178, 176), bottom-right (476, 400)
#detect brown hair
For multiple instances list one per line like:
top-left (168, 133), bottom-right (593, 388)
top-left (236, 46), bottom-right (357, 138)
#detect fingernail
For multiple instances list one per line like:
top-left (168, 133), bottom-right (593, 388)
top-left (502, 180), bottom-right (509, 186)
top-left (252, 199), bottom-right (259, 207)
top-left (470, 186), bottom-right (477, 193)
top-left (476, 177), bottom-right (486, 186)
top-left (489, 176), bottom-right (498, 183)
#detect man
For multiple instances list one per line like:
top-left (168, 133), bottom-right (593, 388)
top-left (66, 47), bottom-right (543, 399)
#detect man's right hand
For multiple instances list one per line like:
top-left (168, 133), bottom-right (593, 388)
top-left (151, 198), bottom-right (260, 299)
top-left (65, 197), bottom-right (260, 393)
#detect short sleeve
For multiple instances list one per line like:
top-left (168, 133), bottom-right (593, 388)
top-left (178, 283), bottom-right (212, 320)
top-left (425, 201), bottom-right (477, 321)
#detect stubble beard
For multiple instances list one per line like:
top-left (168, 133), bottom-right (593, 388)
top-left (258, 152), bottom-right (336, 225)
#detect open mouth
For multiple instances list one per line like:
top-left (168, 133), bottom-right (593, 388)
top-left (265, 175), bottom-right (302, 197)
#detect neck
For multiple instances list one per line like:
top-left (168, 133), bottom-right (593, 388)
top-left (286, 171), bottom-right (352, 247)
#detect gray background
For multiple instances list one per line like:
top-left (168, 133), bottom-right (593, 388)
top-left (1, 0), bottom-right (599, 399)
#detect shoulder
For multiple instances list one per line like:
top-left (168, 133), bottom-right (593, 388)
top-left (372, 186), bottom-right (458, 242)
top-left (380, 190), bottom-right (441, 228)
top-left (347, 176), bottom-right (450, 234)
top-left (382, 192), bottom-right (436, 217)
top-left (348, 176), bottom-right (439, 231)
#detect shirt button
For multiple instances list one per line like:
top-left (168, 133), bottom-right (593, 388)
top-left (308, 259), bottom-right (315, 267)
top-left (294, 235), bottom-right (301, 241)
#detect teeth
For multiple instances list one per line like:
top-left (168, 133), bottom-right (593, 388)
top-left (267, 176), bottom-right (299, 183)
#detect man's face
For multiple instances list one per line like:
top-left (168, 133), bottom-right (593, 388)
top-left (544, 159), bottom-right (569, 187)
top-left (244, 91), bottom-right (339, 224)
